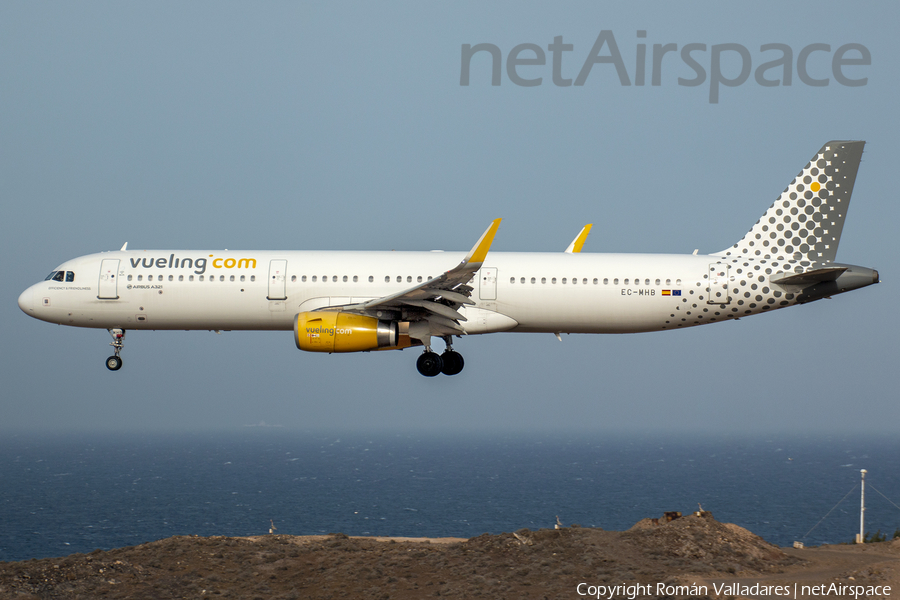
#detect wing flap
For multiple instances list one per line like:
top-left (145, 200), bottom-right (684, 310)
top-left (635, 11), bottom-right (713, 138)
top-left (403, 299), bottom-right (468, 322)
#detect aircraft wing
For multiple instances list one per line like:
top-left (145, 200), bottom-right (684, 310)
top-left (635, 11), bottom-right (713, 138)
top-left (320, 219), bottom-right (502, 340)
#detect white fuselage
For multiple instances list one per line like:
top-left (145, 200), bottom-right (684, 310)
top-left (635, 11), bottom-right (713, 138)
top-left (18, 249), bottom-right (805, 335)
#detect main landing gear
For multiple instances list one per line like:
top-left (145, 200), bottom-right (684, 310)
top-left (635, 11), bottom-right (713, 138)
top-left (106, 328), bottom-right (125, 371)
top-left (416, 336), bottom-right (465, 377)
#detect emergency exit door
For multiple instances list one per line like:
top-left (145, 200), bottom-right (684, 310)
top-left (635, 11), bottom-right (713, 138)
top-left (479, 267), bottom-right (497, 301)
top-left (267, 259), bottom-right (287, 300)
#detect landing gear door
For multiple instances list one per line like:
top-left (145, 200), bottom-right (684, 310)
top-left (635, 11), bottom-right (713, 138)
top-left (267, 259), bottom-right (287, 300)
top-left (98, 259), bottom-right (120, 299)
top-left (707, 263), bottom-right (730, 304)
top-left (479, 267), bottom-right (497, 301)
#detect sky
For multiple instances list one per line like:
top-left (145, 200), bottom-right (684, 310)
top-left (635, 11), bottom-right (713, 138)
top-left (1, 1), bottom-right (897, 436)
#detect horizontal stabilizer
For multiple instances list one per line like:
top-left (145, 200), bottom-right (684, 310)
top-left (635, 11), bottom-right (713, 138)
top-left (771, 266), bottom-right (848, 286)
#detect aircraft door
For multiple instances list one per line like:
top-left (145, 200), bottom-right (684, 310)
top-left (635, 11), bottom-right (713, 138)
top-left (267, 259), bottom-right (288, 300)
top-left (707, 263), bottom-right (730, 304)
top-left (479, 267), bottom-right (497, 301)
top-left (98, 259), bottom-right (120, 299)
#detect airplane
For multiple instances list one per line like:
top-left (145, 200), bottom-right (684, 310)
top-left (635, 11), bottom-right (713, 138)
top-left (18, 141), bottom-right (879, 377)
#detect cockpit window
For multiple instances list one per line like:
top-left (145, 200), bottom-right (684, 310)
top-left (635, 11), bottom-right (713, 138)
top-left (44, 271), bottom-right (74, 282)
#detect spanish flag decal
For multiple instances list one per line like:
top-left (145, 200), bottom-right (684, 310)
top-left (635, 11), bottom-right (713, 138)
top-left (662, 290), bottom-right (681, 296)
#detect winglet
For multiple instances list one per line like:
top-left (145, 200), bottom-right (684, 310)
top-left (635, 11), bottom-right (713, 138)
top-left (120, 242), bottom-right (128, 251)
top-left (462, 218), bottom-right (502, 266)
top-left (564, 224), bottom-right (592, 253)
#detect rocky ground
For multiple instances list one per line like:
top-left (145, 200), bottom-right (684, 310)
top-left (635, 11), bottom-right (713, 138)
top-left (1, 513), bottom-right (898, 599)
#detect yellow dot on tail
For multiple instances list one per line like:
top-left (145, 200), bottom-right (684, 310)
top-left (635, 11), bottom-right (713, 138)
top-left (811, 182), bottom-right (820, 192)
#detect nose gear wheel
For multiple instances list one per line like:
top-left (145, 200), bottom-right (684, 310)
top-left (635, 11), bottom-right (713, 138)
top-left (106, 328), bottom-right (126, 371)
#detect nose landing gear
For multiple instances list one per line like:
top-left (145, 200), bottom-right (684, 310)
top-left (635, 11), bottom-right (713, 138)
top-left (106, 328), bottom-right (125, 371)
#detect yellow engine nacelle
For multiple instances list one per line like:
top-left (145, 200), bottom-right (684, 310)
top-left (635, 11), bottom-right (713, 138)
top-left (294, 312), bottom-right (399, 353)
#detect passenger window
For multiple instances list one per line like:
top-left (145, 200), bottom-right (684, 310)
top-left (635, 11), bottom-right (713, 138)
top-left (332, 275), bottom-right (337, 282)
top-left (520, 277), bottom-right (525, 284)
top-left (65, 271), bottom-right (75, 282)
top-left (250, 276), bottom-right (255, 282)
top-left (603, 278), bottom-right (608, 285)
top-left (220, 275), bottom-right (225, 282)
top-left (613, 278), bottom-right (619, 285)
top-left (541, 277), bottom-right (546, 284)
top-left (189, 275), bottom-right (194, 281)
top-left (624, 278), bottom-right (629, 285)
top-left (312, 276), bottom-right (317, 282)
top-left (531, 277), bottom-right (536, 284)
top-left (199, 275), bottom-right (204, 281)
top-left (169, 275), bottom-right (174, 281)
top-left (561, 278), bottom-right (567, 284)
top-left (242, 275), bottom-right (247, 282)
top-left (353, 276), bottom-right (359, 282)
top-left (666, 279), bottom-right (671, 285)
top-left (645, 279), bottom-right (650, 286)
top-left (655, 279), bottom-right (661, 285)
top-left (128, 275), bottom-right (133, 281)
top-left (385, 276), bottom-right (390, 283)
top-left (230, 275), bottom-right (235, 282)
top-left (551, 277), bottom-right (557, 284)
top-left (407, 276), bottom-right (412, 283)
top-left (417, 276), bottom-right (422, 283)
top-left (396, 276), bottom-right (402, 283)
top-left (138, 275), bottom-right (143, 281)
top-left (369, 276), bottom-right (374, 282)
top-left (510, 277), bottom-right (515, 284)
top-left (343, 275), bottom-right (348, 282)
top-left (179, 275), bottom-right (184, 281)
top-left (676, 279), bottom-right (682, 285)
top-left (571, 278), bottom-right (576, 285)
top-left (148, 275), bottom-right (154, 281)
top-left (291, 275), bottom-right (297, 282)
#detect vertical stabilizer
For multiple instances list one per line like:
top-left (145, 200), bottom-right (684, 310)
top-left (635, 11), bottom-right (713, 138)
top-left (715, 141), bottom-right (865, 264)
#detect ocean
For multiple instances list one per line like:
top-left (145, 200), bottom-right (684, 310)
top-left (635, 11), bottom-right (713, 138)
top-left (1, 431), bottom-right (898, 563)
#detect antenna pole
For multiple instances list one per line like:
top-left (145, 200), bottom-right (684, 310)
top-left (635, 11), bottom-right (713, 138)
top-left (858, 469), bottom-right (867, 544)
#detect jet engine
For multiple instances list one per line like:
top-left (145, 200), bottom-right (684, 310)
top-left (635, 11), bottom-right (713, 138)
top-left (294, 312), bottom-right (398, 353)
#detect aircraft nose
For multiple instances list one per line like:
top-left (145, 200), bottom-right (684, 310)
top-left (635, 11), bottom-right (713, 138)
top-left (18, 286), bottom-right (34, 315)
